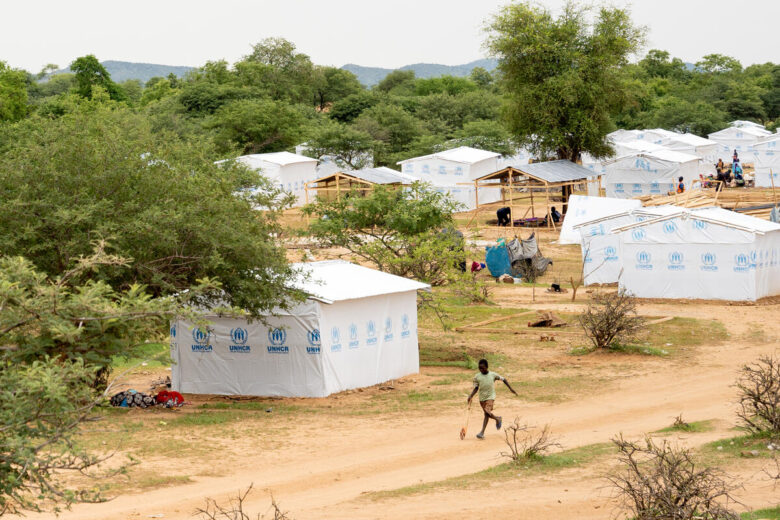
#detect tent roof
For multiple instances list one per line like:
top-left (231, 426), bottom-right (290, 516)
top-left (291, 261), bottom-right (430, 304)
top-left (477, 160), bottom-right (596, 183)
top-left (709, 126), bottom-right (772, 139)
top-left (649, 130), bottom-right (717, 147)
top-left (573, 205), bottom-right (683, 229)
top-left (397, 146), bottom-right (500, 165)
top-left (754, 134), bottom-right (780, 147)
top-left (611, 207), bottom-right (780, 235)
top-left (605, 149), bottom-right (700, 166)
top-left (236, 151), bottom-right (318, 167)
top-left (313, 167), bottom-right (417, 185)
top-left (730, 120), bottom-right (767, 130)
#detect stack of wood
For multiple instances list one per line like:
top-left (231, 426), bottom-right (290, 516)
top-left (527, 311), bottom-right (568, 328)
top-left (637, 188), bottom-right (779, 220)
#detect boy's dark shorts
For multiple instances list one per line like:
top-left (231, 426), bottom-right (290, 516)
top-left (480, 399), bottom-right (494, 413)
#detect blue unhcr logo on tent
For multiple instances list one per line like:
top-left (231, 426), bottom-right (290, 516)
top-left (401, 314), bottom-right (410, 338)
top-left (267, 328), bottom-right (289, 354)
top-left (667, 251), bottom-right (685, 271)
top-left (230, 327), bottom-right (248, 345)
top-left (191, 327), bottom-right (212, 352)
top-left (307, 329), bottom-right (321, 354)
top-left (348, 323), bottom-right (359, 349)
top-left (384, 317), bottom-right (393, 342)
top-left (663, 221), bottom-right (678, 234)
top-left (635, 251), bottom-right (652, 270)
top-left (604, 246), bottom-right (618, 262)
top-left (631, 228), bottom-right (646, 241)
top-left (331, 326), bottom-right (342, 352)
top-left (700, 252), bottom-right (717, 271)
top-left (733, 253), bottom-right (750, 273)
top-left (693, 220), bottom-right (707, 231)
top-left (366, 320), bottom-right (377, 345)
top-left (170, 325), bottom-right (176, 338)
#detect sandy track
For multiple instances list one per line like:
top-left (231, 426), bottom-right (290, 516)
top-left (53, 302), bottom-right (779, 520)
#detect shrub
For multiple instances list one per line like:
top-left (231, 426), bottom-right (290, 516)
top-left (578, 290), bottom-right (645, 350)
top-left (610, 435), bottom-right (739, 520)
top-left (500, 418), bottom-right (560, 462)
top-left (736, 355), bottom-right (780, 435)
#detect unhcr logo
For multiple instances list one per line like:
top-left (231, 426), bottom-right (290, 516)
top-left (635, 251), bottom-right (653, 270)
top-left (331, 326), bottom-right (342, 352)
top-left (267, 328), bottom-right (289, 354)
top-left (366, 320), bottom-right (377, 345)
top-left (170, 325), bottom-right (176, 338)
top-left (631, 228), bottom-right (646, 241)
top-left (587, 225), bottom-right (603, 237)
top-left (348, 323), bottom-right (359, 349)
top-left (307, 329), bottom-right (321, 354)
top-left (615, 183), bottom-right (624, 193)
top-left (631, 183), bottom-right (642, 194)
top-left (401, 314), bottom-right (410, 338)
top-left (191, 327), bottom-right (212, 352)
top-left (693, 220), bottom-right (707, 231)
top-left (230, 327), bottom-right (248, 345)
top-left (667, 251), bottom-right (685, 271)
top-left (229, 345), bottom-right (251, 353)
top-left (733, 253), bottom-right (750, 273)
top-left (384, 317), bottom-right (393, 342)
top-left (663, 221), bottom-right (678, 234)
top-left (604, 246), bottom-right (618, 262)
top-left (650, 182), bottom-right (660, 193)
top-left (700, 252), bottom-right (717, 271)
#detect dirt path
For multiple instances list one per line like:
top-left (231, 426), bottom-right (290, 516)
top-left (54, 302), bottom-right (780, 520)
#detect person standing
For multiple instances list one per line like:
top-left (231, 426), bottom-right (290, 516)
top-left (467, 359), bottom-right (518, 439)
top-left (676, 176), bottom-right (685, 194)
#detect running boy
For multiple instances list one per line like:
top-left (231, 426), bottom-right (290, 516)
top-left (467, 359), bottom-right (517, 439)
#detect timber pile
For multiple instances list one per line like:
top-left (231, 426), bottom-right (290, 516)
top-left (638, 188), bottom-right (779, 220)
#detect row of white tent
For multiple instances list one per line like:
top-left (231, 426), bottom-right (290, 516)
top-left (560, 195), bottom-right (780, 301)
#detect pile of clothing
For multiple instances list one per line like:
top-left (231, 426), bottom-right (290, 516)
top-left (110, 389), bottom-right (184, 409)
top-left (485, 233), bottom-right (553, 278)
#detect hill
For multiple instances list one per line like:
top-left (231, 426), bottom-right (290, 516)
top-left (50, 60), bottom-right (194, 84)
top-left (341, 58), bottom-right (497, 86)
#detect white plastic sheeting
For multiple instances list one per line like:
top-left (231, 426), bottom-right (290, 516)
top-left (750, 135), bottom-right (780, 187)
top-left (170, 261), bottom-right (429, 397)
top-left (603, 150), bottom-right (700, 199)
top-left (707, 125), bottom-right (772, 163)
top-left (233, 152), bottom-right (318, 207)
top-left (613, 208), bottom-right (780, 301)
top-left (557, 195), bottom-right (642, 245)
top-left (575, 206), bottom-right (680, 285)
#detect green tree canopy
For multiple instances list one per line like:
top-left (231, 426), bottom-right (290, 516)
top-left (0, 61), bottom-right (28, 122)
top-left (486, 1), bottom-right (644, 160)
top-left (70, 55), bottom-right (125, 101)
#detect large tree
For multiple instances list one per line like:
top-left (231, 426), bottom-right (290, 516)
top-left (486, 2), bottom-right (644, 161)
top-left (70, 55), bottom-right (125, 101)
top-left (0, 97), bottom-right (298, 316)
top-left (0, 61), bottom-right (28, 122)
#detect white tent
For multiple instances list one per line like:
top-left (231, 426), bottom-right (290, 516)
top-left (749, 135), bottom-right (780, 187)
top-left (640, 129), bottom-right (719, 173)
top-left (170, 261), bottom-right (430, 398)
top-left (603, 150), bottom-right (700, 199)
top-left (708, 125), bottom-right (772, 163)
top-left (574, 205), bottom-right (681, 285)
top-left (557, 195), bottom-right (642, 245)
top-left (233, 152), bottom-right (318, 207)
top-left (397, 146), bottom-right (501, 210)
top-left (611, 208), bottom-right (780, 301)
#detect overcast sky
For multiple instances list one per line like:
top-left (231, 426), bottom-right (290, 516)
top-left (3, 0), bottom-right (778, 73)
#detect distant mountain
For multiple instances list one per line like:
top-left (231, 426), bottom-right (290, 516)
top-left (50, 60), bottom-right (194, 84)
top-left (341, 58), bottom-right (498, 87)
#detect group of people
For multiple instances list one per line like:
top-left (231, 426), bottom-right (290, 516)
top-left (496, 206), bottom-right (561, 227)
top-left (713, 150), bottom-right (745, 190)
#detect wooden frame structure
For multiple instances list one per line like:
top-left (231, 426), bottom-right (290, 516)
top-left (471, 163), bottom-right (601, 230)
top-left (304, 170), bottom-right (409, 205)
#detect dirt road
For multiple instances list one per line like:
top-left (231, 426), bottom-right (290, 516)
top-left (54, 302), bottom-right (779, 520)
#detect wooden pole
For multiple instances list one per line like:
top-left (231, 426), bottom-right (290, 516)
top-left (509, 170), bottom-right (514, 228)
top-left (336, 173), bottom-right (342, 202)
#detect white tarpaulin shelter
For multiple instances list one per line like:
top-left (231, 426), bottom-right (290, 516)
top-left (640, 129), bottom-right (719, 172)
top-left (574, 205), bottom-right (681, 285)
top-left (611, 208), bottom-right (780, 301)
top-left (750, 135), bottom-right (780, 187)
top-left (557, 195), bottom-right (642, 245)
top-left (708, 125), bottom-right (772, 163)
top-left (232, 152), bottom-right (318, 207)
top-left (398, 146), bottom-right (501, 210)
top-left (603, 150), bottom-right (700, 199)
top-left (170, 261), bottom-right (430, 398)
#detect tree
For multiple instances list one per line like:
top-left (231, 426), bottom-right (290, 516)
top-left (0, 99), bottom-right (299, 317)
top-left (414, 76), bottom-right (477, 96)
top-left (312, 66), bottom-right (363, 111)
top-left (328, 91), bottom-right (379, 123)
top-left (0, 61), bottom-right (28, 122)
top-left (696, 54), bottom-right (742, 75)
top-left (208, 98), bottom-right (308, 154)
top-left (486, 2), bottom-right (644, 161)
top-left (354, 103), bottom-right (422, 165)
top-left (305, 121), bottom-right (377, 169)
top-left (639, 49), bottom-right (689, 80)
top-left (303, 183), bottom-right (464, 285)
top-left (579, 290), bottom-right (645, 350)
top-left (469, 66), bottom-right (494, 89)
top-left (70, 55), bottom-right (125, 101)
top-left (375, 70), bottom-right (416, 95)
top-left (0, 250), bottom-right (212, 514)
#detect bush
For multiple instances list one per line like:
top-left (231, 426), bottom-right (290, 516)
top-left (736, 355), bottom-right (780, 435)
top-left (500, 418), bottom-right (560, 462)
top-left (610, 435), bottom-right (740, 520)
top-left (578, 291), bottom-right (645, 350)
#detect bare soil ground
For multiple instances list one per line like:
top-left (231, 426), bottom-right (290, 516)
top-left (45, 220), bottom-right (780, 520)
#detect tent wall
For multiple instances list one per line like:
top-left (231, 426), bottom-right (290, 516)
top-left (756, 233), bottom-right (780, 299)
top-left (171, 301), bottom-right (327, 397)
top-left (317, 292), bottom-right (420, 396)
top-left (707, 127), bottom-right (770, 163)
top-left (604, 156), bottom-right (698, 198)
top-left (579, 213), bottom-right (642, 285)
top-left (558, 195), bottom-right (642, 245)
top-left (401, 157), bottom-right (498, 184)
top-left (276, 162), bottom-right (318, 207)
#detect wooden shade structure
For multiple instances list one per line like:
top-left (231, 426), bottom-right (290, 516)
top-left (304, 167), bottom-right (414, 204)
top-left (471, 160), bottom-right (601, 230)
